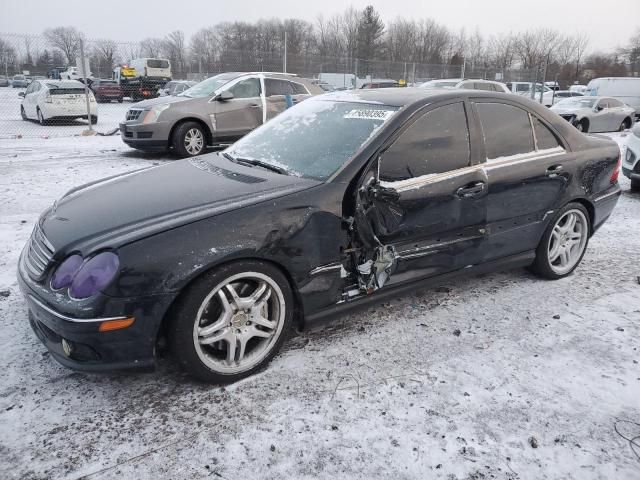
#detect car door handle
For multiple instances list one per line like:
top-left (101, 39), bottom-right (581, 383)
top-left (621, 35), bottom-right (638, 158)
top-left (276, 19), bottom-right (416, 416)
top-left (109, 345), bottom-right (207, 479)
top-left (456, 181), bottom-right (485, 198)
top-left (546, 165), bottom-right (563, 177)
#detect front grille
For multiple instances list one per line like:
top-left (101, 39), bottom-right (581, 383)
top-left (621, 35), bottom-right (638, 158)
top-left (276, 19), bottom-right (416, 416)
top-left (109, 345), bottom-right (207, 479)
top-left (126, 109), bottom-right (144, 121)
top-left (24, 224), bottom-right (55, 280)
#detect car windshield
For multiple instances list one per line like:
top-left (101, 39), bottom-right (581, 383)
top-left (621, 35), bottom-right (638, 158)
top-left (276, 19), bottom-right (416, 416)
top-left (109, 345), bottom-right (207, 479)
top-left (225, 100), bottom-right (399, 180)
top-left (179, 74), bottom-right (238, 98)
top-left (555, 97), bottom-right (597, 108)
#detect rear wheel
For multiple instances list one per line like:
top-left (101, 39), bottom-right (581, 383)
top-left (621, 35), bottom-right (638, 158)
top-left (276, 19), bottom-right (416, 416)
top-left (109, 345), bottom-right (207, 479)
top-left (20, 106), bottom-right (27, 121)
top-left (620, 118), bottom-right (632, 132)
top-left (631, 178), bottom-right (640, 192)
top-left (117, 97), bottom-right (123, 103)
top-left (37, 108), bottom-right (47, 126)
top-left (169, 261), bottom-right (294, 383)
top-left (531, 203), bottom-right (590, 279)
top-left (172, 121), bottom-right (206, 157)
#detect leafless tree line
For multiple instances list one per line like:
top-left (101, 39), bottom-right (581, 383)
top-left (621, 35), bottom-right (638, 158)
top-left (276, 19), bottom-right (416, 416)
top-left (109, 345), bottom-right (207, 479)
top-left (1, 6), bottom-right (638, 84)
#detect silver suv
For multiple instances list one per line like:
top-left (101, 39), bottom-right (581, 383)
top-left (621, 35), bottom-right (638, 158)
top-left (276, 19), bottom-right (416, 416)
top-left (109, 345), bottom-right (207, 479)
top-left (120, 72), bottom-right (323, 157)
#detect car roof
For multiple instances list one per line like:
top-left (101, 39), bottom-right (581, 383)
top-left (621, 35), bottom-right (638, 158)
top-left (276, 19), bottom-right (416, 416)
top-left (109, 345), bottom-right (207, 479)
top-left (317, 87), bottom-right (514, 107)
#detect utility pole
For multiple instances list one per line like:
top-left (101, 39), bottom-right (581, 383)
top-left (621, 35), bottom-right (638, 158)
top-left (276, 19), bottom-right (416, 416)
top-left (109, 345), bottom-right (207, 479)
top-left (79, 40), bottom-right (93, 132)
top-left (283, 31), bottom-right (287, 74)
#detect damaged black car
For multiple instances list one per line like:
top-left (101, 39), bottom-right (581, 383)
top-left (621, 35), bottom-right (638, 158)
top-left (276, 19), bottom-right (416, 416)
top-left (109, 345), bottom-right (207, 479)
top-left (18, 88), bottom-right (621, 382)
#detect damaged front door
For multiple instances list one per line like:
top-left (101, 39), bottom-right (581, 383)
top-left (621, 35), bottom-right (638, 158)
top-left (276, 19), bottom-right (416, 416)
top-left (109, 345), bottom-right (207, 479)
top-left (352, 101), bottom-right (488, 291)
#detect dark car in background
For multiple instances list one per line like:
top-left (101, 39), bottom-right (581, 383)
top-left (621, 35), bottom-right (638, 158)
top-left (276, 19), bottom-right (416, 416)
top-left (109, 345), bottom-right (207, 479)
top-left (20, 89), bottom-right (621, 383)
top-left (158, 80), bottom-right (197, 97)
top-left (90, 79), bottom-right (124, 103)
top-left (11, 75), bottom-right (28, 88)
top-left (361, 80), bottom-right (399, 89)
top-left (120, 72), bottom-right (323, 157)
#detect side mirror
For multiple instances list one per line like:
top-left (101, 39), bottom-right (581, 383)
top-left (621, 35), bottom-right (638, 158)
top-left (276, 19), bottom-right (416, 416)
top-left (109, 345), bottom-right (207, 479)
top-left (18, 92), bottom-right (25, 98)
top-left (216, 91), bottom-right (234, 101)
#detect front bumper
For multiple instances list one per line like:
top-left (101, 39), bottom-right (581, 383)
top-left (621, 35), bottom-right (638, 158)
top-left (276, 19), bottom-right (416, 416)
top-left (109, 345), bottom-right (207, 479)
top-left (17, 250), bottom-right (174, 372)
top-left (120, 121), bottom-right (170, 152)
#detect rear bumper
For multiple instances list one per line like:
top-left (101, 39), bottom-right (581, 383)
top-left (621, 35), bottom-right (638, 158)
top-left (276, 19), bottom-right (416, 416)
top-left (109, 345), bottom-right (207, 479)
top-left (17, 251), bottom-right (174, 372)
top-left (592, 184), bottom-right (622, 232)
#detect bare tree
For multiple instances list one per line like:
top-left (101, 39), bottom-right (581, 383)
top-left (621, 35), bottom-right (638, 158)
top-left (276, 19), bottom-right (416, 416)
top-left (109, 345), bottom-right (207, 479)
top-left (44, 26), bottom-right (84, 64)
top-left (139, 38), bottom-right (164, 58)
top-left (163, 30), bottom-right (186, 75)
top-left (93, 39), bottom-right (118, 74)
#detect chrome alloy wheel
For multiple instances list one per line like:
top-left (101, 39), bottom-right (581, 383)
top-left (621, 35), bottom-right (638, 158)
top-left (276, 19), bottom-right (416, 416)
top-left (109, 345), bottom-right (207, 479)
top-left (547, 209), bottom-right (588, 275)
top-left (184, 128), bottom-right (204, 155)
top-left (192, 272), bottom-right (286, 374)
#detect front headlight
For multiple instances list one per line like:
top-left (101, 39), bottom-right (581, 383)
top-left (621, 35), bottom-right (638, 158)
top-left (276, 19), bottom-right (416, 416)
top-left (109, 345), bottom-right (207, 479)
top-left (50, 252), bottom-right (120, 299)
top-left (142, 104), bottom-right (171, 124)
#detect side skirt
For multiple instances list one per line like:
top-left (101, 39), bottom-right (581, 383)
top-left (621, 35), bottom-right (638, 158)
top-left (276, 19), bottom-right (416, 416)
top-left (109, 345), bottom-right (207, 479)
top-left (303, 251), bottom-right (536, 326)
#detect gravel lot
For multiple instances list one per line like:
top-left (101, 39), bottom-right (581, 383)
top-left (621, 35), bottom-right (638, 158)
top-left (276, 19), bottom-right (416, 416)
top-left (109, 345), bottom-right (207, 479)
top-left (0, 131), bottom-right (639, 480)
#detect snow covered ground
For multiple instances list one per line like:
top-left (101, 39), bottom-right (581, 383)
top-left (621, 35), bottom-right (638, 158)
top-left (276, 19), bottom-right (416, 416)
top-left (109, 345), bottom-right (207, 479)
top-left (0, 132), bottom-right (639, 480)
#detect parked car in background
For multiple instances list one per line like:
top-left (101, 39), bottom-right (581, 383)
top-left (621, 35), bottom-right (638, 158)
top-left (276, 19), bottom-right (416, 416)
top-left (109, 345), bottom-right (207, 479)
top-left (455, 79), bottom-right (510, 93)
top-left (19, 80), bottom-right (97, 125)
top-left (360, 80), bottom-right (399, 89)
top-left (585, 77), bottom-right (640, 121)
top-left (20, 88), bottom-right (621, 382)
top-left (419, 78), bottom-right (461, 89)
top-left (507, 82), bottom-right (551, 97)
top-left (120, 72), bottom-right (323, 157)
top-left (622, 122), bottom-right (640, 191)
top-left (90, 79), bottom-right (124, 103)
top-left (550, 96), bottom-right (635, 133)
top-left (541, 90), bottom-right (583, 107)
top-left (569, 84), bottom-right (588, 94)
top-left (12, 75), bottom-right (28, 88)
top-left (158, 80), bottom-right (197, 97)
top-left (0, 75), bottom-right (9, 87)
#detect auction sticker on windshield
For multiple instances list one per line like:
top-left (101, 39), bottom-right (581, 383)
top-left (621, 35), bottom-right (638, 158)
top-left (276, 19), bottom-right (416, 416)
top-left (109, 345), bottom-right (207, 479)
top-left (344, 109), bottom-right (395, 120)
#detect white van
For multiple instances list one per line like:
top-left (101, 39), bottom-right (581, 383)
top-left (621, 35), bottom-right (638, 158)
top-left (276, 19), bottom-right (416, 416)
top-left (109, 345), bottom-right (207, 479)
top-left (128, 58), bottom-right (172, 81)
top-left (585, 77), bottom-right (640, 120)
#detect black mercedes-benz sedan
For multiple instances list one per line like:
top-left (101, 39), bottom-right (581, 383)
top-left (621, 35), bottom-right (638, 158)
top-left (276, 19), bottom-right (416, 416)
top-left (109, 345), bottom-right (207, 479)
top-left (18, 88), bottom-right (622, 383)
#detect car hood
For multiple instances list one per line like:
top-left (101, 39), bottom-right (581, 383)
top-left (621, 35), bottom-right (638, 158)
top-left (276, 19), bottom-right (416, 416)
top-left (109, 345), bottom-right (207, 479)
top-left (40, 154), bottom-right (319, 255)
top-left (130, 95), bottom-right (192, 109)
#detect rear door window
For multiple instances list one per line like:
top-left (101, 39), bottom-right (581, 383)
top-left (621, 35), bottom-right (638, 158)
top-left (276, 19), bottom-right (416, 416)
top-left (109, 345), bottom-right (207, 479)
top-left (265, 79), bottom-right (294, 96)
top-left (380, 102), bottom-right (470, 182)
top-left (476, 102), bottom-right (535, 160)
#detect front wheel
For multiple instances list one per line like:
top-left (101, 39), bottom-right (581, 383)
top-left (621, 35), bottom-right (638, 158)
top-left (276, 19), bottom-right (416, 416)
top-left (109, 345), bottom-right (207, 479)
top-left (530, 203), bottom-right (591, 279)
top-left (20, 106), bottom-right (27, 120)
top-left (169, 261), bottom-right (294, 383)
top-left (631, 178), bottom-right (640, 192)
top-left (172, 121), bottom-right (206, 157)
top-left (574, 119), bottom-right (588, 133)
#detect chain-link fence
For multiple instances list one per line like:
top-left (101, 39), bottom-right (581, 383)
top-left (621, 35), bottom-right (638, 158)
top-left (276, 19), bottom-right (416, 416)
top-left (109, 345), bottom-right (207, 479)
top-left (0, 32), bottom-right (542, 139)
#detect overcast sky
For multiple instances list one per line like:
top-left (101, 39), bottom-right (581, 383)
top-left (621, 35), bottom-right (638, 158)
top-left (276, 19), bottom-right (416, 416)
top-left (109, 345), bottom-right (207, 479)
top-left (1, 0), bottom-right (638, 52)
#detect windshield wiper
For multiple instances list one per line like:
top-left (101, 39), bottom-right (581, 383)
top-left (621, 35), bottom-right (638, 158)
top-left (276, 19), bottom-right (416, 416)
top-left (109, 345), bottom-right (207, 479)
top-left (223, 152), bottom-right (289, 175)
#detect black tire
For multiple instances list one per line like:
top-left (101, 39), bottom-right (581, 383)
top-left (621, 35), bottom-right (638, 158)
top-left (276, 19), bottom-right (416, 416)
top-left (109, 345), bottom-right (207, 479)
top-left (530, 202), bottom-right (591, 280)
top-left (631, 178), bottom-right (640, 192)
top-left (20, 106), bottom-right (27, 121)
top-left (574, 119), bottom-right (588, 133)
top-left (37, 108), bottom-right (47, 126)
top-left (90, 115), bottom-right (98, 125)
top-left (118, 97), bottom-right (123, 103)
top-left (620, 118), bottom-right (632, 132)
top-left (168, 260), bottom-right (294, 383)
top-left (172, 121), bottom-right (207, 158)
